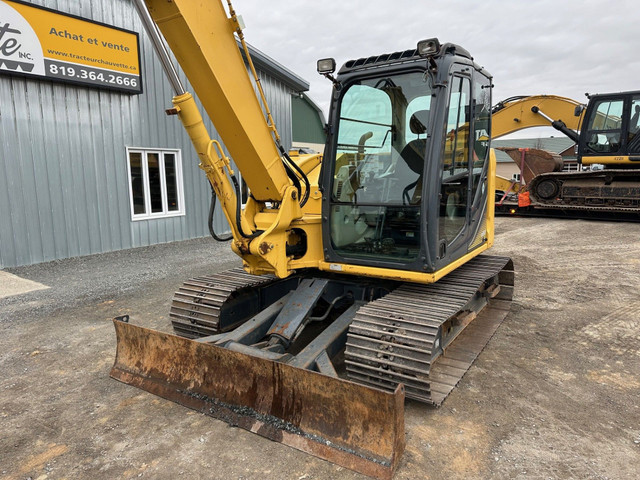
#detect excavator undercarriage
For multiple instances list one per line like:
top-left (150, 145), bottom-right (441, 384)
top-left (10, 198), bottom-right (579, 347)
top-left (528, 169), bottom-right (640, 211)
top-left (112, 256), bottom-right (513, 479)
top-left (496, 157), bottom-right (640, 220)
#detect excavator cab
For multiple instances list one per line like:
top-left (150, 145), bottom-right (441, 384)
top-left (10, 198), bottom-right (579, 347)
top-left (578, 91), bottom-right (640, 161)
top-left (320, 40), bottom-right (494, 274)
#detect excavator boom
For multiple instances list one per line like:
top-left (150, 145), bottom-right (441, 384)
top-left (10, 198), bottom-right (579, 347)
top-left (492, 94), bottom-right (585, 139)
top-left (143, 0), bottom-right (289, 201)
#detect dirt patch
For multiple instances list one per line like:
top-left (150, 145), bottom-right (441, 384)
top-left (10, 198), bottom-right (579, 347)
top-left (6, 443), bottom-right (68, 480)
top-left (404, 414), bottom-right (491, 479)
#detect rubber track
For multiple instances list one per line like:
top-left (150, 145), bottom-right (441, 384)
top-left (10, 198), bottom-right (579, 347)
top-left (344, 255), bottom-right (514, 405)
top-left (169, 267), bottom-right (275, 338)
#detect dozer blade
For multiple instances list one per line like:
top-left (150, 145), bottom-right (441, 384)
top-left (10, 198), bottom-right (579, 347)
top-left (110, 319), bottom-right (405, 480)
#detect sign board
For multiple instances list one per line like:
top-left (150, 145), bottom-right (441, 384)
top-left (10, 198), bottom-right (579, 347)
top-left (0, 0), bottom-right (141, 93)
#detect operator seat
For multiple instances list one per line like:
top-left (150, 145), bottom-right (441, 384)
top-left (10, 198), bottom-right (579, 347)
top-left (400, 110), bottom-right (429, 173)
top-left (400, 110), bottom-right (429, 204)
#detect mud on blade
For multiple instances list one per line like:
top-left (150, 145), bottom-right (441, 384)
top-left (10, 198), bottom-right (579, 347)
top-left (110, 319), bottom-right (405, 480)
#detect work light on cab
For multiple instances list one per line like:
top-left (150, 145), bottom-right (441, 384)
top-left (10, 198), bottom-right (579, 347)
top-left (316, 57), bottom-right (336, 74)
top-left (417, 38), bottom-right (441, 56)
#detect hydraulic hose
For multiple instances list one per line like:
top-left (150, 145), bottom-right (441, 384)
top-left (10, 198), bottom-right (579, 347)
top-left (208, 184), bottom-right (232, 242)
top-left (230, 174), bottom-right (263, 239)
top-left (279, 145), bottom-right (310, 207)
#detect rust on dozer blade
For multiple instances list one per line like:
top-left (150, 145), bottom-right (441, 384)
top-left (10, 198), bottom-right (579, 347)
top-left (110, 320), bottom-right (405, 480)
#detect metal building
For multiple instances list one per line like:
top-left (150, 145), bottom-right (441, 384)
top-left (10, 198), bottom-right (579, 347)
top-left (0, 0), bottom-right (309, 268)
top-left (291, 93), bottom-right (326, 152)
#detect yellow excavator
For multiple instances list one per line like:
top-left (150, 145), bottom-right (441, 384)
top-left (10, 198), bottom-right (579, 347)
top-left (111, 1), bottom-right (515, 478)
top-left (491, 93), bottom-right (640, 219)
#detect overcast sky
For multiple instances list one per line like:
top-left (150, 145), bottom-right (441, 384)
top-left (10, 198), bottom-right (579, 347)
top-left (234, 0), bottom-right (640, 138)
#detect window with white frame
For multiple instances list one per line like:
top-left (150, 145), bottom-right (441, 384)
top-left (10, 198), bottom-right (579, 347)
top-left (127, 148), bottom-right (185, 220)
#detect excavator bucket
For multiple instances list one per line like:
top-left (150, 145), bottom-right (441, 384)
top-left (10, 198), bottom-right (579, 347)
top-left (497, 147), bottom-right (564, 184)
top-left (110, 318), bottom-right (405, 480)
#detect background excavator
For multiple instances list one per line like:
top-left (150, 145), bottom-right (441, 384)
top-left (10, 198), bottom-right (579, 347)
top-left (490, 93), bottom-right (640, 220)
top-left (110, 1), bottom-right (514, 478)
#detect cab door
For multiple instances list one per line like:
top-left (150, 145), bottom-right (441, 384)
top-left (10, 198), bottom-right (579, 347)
top-left (625, 94), bottom-right (640, 155)
top-left (438, 71), bottom-right (471, 256)
top-left (435, 66), bottom-right (492, 268)
top-left (579, 95), bottom-right (626, 158)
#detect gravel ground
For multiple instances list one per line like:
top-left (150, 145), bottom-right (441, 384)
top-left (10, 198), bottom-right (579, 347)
top-left (1, 217), bottom-right (639, 480)
top-left (0, 238), bottom-right (237, 320)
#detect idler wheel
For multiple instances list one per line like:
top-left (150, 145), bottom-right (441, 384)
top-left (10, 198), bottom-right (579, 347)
top-left (534, 178), bottom-right (560, 200)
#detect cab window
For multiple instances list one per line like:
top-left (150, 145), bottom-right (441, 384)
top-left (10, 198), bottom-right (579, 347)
top-left (329, 71), bottom-right (433, 263)
top-left (585, 99), bottom-right (624, 153)
top-left (628, 95), bottom-right (640, 146)
top-left (439, 75), bottom-right (471, 245)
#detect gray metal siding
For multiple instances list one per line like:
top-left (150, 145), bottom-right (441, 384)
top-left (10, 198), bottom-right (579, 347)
top-left (0, 0), bottom-right (298, 268)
